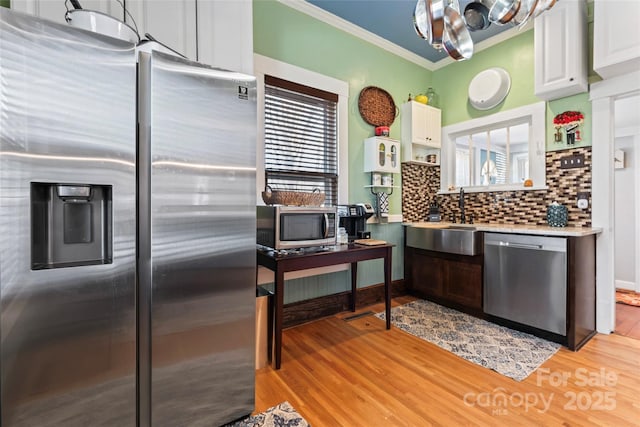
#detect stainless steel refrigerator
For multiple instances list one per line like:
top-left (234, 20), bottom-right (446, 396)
top-left (0, 9), bottom-right (257, 427)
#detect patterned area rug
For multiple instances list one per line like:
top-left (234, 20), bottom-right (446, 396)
top-left (616, 290), bottom-right (640, 307)
top-left (225, 402), bottom-right (309, 427)
top-left (376, 300), bottom-right (560, 381)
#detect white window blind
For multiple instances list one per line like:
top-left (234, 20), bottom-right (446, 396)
top-left (264, 75), bottom-right (338, 206)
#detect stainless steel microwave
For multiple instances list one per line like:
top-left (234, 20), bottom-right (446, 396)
top-left (257, 205), bottom-right (337, 249)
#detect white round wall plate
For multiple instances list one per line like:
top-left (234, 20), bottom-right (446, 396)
top-left (468, 67), bottom-right (511, 110)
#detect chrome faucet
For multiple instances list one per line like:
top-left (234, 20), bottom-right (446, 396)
top-left (459, 187), bottom-right (465, 224)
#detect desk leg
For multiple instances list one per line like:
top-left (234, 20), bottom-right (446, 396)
top-left (274, 268), bottom-right (284, 370)
top-left (384, 247), bottom-right (392, 330)
top-left (350, 262), bottom-right (358, 312)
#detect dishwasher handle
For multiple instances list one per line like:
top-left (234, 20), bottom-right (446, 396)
top-left (484, 237), bottom-right (566, 253)
top-left (498, 241), bottom-right (543, 250)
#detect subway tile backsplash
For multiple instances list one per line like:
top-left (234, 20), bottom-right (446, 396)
top-left (402, 147), bottom-right (592, 227)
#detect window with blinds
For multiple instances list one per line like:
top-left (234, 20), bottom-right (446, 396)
top-left (264, 75), bottom-right (338, 206)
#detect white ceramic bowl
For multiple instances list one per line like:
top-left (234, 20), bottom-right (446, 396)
top-left (66, 10), bottom-right (139, 44)
top-left (468, 67), bottom-right (511, 110)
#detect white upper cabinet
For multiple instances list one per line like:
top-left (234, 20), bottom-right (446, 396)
top-left (196, 0), bottom-right (253, 74)
top-left (593, 0), bottom-right (640, 79)
top-left (401, 101), bottom-right (441, 147)
top-left (10, 0), bottom-right (254, 73)
top-left (10, 0), bottom-right (124, 25)
top-left (364, 137), bottom-right (400, 174)
top-left (534, 0), bottom-right (588, 100)
top-left (401, 101), bottom-right (441, 164)
top-left (126, 0), bottom-right (197, 60)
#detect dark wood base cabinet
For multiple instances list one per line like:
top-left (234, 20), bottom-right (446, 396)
top-left (404, 234), bottom-right (597, 351)
top-left (404, 247), bottom-right (483, 316)
top-left (566, 235), bottom-right (597, 350)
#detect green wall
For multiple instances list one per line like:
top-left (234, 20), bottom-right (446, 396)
top-left (254, 0), bottom-right (432, 214)
top-left (546, 92), bottom-right (591, 152)
top-left (432, 29), bottom-right (538, 126)
top-left (254, 0), bottom-right (431, 303)
top-left (432, 27), bottom-right (593, 152)
top-left (1, 1), bottom-right (9, 9)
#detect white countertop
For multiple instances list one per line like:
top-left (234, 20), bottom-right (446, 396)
top-left (403, 222), bottom-right (602, 237)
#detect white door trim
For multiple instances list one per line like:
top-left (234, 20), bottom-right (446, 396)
top-left (590, 70), bottom-right (640, 333)
top-left (636, 133), bottom-right (640, 292)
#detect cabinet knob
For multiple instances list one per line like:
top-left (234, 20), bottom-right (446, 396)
top-left (569, 77), bottom-right (574, 82)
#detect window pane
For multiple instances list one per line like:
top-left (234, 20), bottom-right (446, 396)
top-left (445, 104), bottom-right (543, 193)
top-left (487, 128), bottom-right (507, 185)
top-left (454, 122), bottom-right (530, 188)
top-left (509, 123), bottom-right (529, 184)
top-left (455, 136), bottom-right (470, 187)
top-left (470, 132), bottom-right (485, 186)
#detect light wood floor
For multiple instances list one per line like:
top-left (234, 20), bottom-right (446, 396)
top-left (256, 296), bottom-right (640, 426)
top-left (616, 302), bottom-right (640, 340)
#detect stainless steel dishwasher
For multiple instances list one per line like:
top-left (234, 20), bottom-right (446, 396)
top-left (484, 233), bottom-right (567, 335)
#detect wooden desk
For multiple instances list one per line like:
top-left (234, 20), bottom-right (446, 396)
top-left (257, 243), bottom-right (394, 369)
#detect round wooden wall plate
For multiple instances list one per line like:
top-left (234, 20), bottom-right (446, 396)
top-left (358, 86), bottom-right (397, 127)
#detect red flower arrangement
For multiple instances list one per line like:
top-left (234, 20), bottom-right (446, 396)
top-left (553, 110), bottom-right (584, 144)
top-left (553, 111), bottom-right (584, 127)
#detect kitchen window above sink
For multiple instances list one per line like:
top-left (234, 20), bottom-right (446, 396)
top-left (440, 102), bottom-right (546, 194)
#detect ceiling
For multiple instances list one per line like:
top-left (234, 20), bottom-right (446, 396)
top-left (305, 0), bottom-right (515, 65)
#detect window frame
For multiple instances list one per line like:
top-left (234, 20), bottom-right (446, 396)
top-left (263, 75), bottom-right (339, 206)
top-left (254, 54), bottom-right (349, 205)
top-left (441, 102), bottom-right (547, 194)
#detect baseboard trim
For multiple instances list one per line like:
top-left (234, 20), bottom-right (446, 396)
top-left (615, 280), bottom-right (637, 292)
top-left (283, 280), bottom-right (407, 329)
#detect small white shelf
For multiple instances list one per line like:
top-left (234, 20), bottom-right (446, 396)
top-left (364, 185), bottom-right (400, 189)
top-left (411, 141), bottom-right (441, 149)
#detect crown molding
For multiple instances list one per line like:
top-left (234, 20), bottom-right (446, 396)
top-left (278, 0), bottom-right (533, 72)
top-left (278, 0), bottom-right (437, 71)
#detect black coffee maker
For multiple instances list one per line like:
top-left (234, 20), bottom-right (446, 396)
top-left (337, 203), bottom-right (375, 241)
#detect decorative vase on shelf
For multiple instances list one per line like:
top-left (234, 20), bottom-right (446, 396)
top-left (425, 87), bottom-right (438, 108)
top-left (547, 202), bottom-right (568, 227)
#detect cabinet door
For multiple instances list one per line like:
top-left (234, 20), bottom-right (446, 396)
top-left (534, 0), bottom-right (587, 100)
top-left (424, 105), bottom-right (441, 148)
top-left (593, 0), bottom-right (640, 79)
top-left (126, 0), bottom-right (197, 60)
top-left (401, 101), bottom-right (441, 162)
top-left (196, 0), bottom-right (253, 74)
top-left (364, 137), bottom-right (400, 173)
top-left (444, 259), bottom-right (482, 310)
top-left (410, 251), bottom-right (444, 299)
top-left (401, 101), bottom-right (428, 148)
top-left (10, 0), bottom-right (124, 25)
top-left (410, 102), bottom-right (428, 144)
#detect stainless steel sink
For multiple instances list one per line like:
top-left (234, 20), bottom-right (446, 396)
top-left (405, 225), bottom-right (483, 255)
